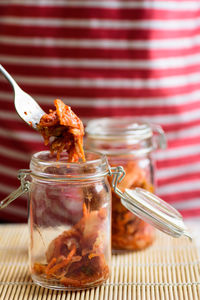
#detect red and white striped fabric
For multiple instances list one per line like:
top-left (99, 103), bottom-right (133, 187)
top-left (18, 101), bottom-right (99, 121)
top-left (0, 0), bottom-right (200, 222)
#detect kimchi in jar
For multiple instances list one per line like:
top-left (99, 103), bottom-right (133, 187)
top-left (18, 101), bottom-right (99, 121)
top-left (29, 150), bottom-right (111, 290)
top-left (85, 118), bottom-right (166, 251)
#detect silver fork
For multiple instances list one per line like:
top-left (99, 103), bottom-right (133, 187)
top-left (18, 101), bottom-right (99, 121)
top-left (0, 64), bottom-right (45, 129)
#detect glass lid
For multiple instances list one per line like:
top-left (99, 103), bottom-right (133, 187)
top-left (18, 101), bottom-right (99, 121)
top-left (85, 117), bottom-right (153, 140)
top-left (109, 165), bottom-right (191, 240)
top-left (121, 187), bottom-right (192, 240)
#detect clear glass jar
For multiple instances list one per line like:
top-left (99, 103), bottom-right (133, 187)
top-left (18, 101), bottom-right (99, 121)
top-left (85, 118), bottom-right (166, 251)
top-left (0, 142), bottom-right (192, 292)
top-left (27, 150), bottom-right (111, 290)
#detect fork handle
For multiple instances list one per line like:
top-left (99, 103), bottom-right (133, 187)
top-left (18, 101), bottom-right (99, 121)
top-left (0, 64), bottom-right (20, 92)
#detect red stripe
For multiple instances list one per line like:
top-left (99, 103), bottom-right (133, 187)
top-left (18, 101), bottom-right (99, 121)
top-left (2, 63), bottom-right (200, 80)
top-left (157, 172), bottom-right (200, 186)
top-left (1, 80), bottom-right (200, 100)
top-left (0, 2), bottom-right (199, 223)
top-left (0, 136), bottom-right (43, 153)
top-left (1, 114), bottom-right (200, 147)
top-left (0, 96), bottom-right (14, 109)
top-left (0, 119), bottom-right (46, 132)
top-left (1, 24), bottom-right (200, 40)
top-left (179, 207), bottom-right (200, 218)
top-left (163, 119), bottom-right (200, 133)
top-left (159, 190), bottom-right (200, 203)
top-left (168, 137), bottom-right (200, 148)
top-left (0, 208), bottom-right (27, 223)
top-left (61, 102), bottom-right (200, 117)
top-left (0, 116), bottom-right (44, 131)
top-left (0, 129), bottom-right (198, 166)
top-left (0, 193), bottom-right (27, 212)
top-left (1, 92), bottom-right (200, 119)
top-left (0, 172), bottom-right (22, 187)
top-left (1, 44), bottom-right (200, 60)
top-left (157, 154), bottom-right (200, 168)
top-left (0, 115), bottom-right (200, 139)
top-left (0, 120), bottom-right (43, 135)
top-left (0, 155), bottom-right (29, 170)
top-left (0, 5), bottom-right (199, 20)
top-left (1, 98), bottom-right (200, 117)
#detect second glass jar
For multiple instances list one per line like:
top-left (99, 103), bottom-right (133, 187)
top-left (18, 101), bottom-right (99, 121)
top-left (86, 118), bottom-right (166, 251)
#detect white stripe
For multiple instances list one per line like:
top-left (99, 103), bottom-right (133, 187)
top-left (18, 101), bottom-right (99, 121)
top-left (0, 182), bottom-right (20, 194)
top-left (2, 133), bottom-right (197, 163)
top-left (0, 128), bottom-right (42, 142)
top-left (1, 107), bottom-right (200, 127)
top-left (157, 162), bottom-right (200, 179)
top-left (0, 146), bottom-right (30, 161)
top-left (1, 54), bottom-right (200, 70)
top-left (0, 108), bottom-right (89, 125)
top-left (0, 180), bottom-right (27, 212)
top-left (0, 180), bottom-right (28, 205)
top-left (0, 165), bottom-right (18, 178)
top-left (157, 179), bottom-right (200, 195)
top-left (117, 110), bottom-right (200, 128)
top-left (1, 92), bottom-right (200, 133)
top-left (167, 125), bottom-right (200, 140)
top-left (0, 120), bottom-right (200, 143)
top-left (2, 89), bottom-right (200, 107)
top-left (1, 16), bottom-right (200, 30)
top-left (0, 1), bottom-right (199, 10)
top-left (0, 204), bottom-right (27, 218)
top-left (156, 144), bottom-right (200, 160)
top-left (0, 111), bottom-right (24, 120)
top-left (1, 72), bottom-right (200, 89)
top-left (172, 198), bottom-right (200, 210)
top-left (1, 35), bottom-right (200, 49)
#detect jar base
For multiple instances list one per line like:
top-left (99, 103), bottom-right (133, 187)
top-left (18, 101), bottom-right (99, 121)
top-left (31, 274), bottom-right (107, 291)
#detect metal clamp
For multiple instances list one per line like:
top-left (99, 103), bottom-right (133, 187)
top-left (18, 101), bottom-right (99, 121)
top-left (0, 169), bottom-right (31, 209)
top-left (107, 162), bottom-right (126, 198)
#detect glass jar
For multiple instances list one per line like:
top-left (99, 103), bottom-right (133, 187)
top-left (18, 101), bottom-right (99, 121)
top-left (85, 118), bottom-right (166, 251)
top-left (23, 150), bottom-right (111, 290)
top-left (0, 148), bottom-right (192, 291)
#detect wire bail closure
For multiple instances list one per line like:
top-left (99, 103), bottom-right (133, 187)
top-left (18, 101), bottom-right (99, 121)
top-left (107, 163), bottom-right (125, 198)
top-left (0, 161), bottom-right (126, 210)
top-left (0, 161), bottom-right (192, 241)
top-left (0, 169), bottom-right (31, 209)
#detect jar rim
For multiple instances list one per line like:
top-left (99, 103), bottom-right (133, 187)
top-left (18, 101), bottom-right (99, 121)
top-left (85, 117), bottom-right (153, 141)
top-left (30, 150), bottom-right (109, 180)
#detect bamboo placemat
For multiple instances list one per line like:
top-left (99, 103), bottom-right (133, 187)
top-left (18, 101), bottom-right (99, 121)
top-left (0, 224), bottom-right (200, 300)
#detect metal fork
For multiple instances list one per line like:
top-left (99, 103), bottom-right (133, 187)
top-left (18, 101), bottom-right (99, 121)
top-left (0, 64), bottom-right (45, 129)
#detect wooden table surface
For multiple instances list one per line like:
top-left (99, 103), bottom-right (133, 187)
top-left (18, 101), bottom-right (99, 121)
top-left (0, 223), bottom-right (200, 300)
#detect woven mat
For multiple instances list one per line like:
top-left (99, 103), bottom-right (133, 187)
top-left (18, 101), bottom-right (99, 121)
top-left (0, 224), bottom-right (200, 300)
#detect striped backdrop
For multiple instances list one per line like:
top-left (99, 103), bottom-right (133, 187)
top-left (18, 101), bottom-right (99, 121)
top-left (0, 0), bottom-right (200, 222)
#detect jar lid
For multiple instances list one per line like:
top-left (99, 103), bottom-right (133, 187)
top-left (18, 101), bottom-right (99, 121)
top-left (86, 118), bottom-right (153, 141)
top-left (121, 187), bottom-right (192, 240)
